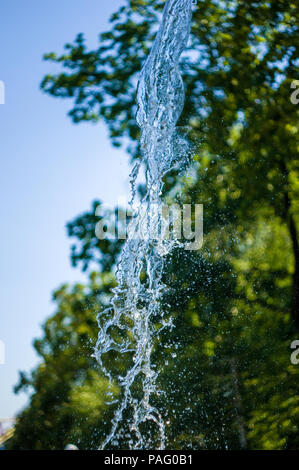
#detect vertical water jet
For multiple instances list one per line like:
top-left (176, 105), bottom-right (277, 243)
top-left (95, 0), bottom-right (193, 450)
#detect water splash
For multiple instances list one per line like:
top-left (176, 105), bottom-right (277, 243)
top-left (95, 0), bottom-right (193, 450)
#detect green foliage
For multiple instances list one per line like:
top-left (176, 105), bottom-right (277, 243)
top-left (9, 275), bottom-right (119, 450)
top-left (41, 0), bottom-right (299, 319)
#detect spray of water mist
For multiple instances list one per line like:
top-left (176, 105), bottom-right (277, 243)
top-left (94, 0), bottom-right (193, 449)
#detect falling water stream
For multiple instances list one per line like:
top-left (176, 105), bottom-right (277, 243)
top-left (95, 0), bottom-right (193, 450)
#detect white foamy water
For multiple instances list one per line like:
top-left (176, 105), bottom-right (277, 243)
top-left (95, 0), bottom-right (193, 449)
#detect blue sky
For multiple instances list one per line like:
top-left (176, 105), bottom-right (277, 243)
top-left (0, 0), bottom-right (129, 418)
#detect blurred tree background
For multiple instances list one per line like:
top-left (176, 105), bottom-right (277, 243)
top-left (8, 0), bottom-right (299, 450)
